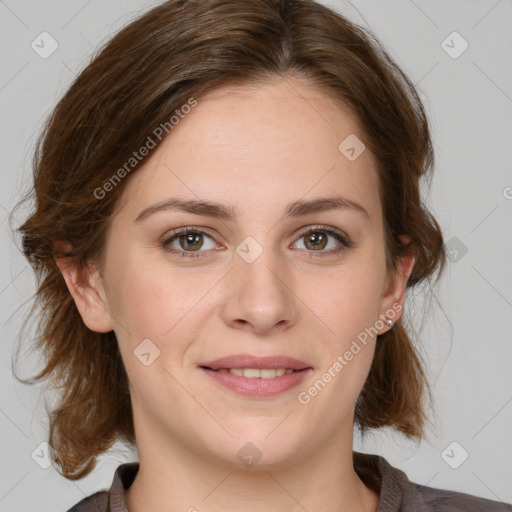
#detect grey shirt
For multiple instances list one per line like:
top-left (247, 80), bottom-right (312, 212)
top-left (67, 451), bottom-right (512, 511)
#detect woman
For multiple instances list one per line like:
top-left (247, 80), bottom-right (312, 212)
top-left (16, 0), bottom-right (512, 510)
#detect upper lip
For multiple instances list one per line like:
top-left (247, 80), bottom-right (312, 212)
top-left (201, 354), bottom-right (312, 371)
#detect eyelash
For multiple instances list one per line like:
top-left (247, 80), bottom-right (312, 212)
top-left (160, 225), bottom-right (353, 259)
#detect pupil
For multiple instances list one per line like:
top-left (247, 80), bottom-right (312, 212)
top-left (182, 233), bottom-right (202, 250)
top-left (310, 233), bottom-right (320, 245)
top-left (308, 232), bottom-right (326, 250)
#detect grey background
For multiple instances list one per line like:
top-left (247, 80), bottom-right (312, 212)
top-left (1, 0), bottom-right (511, 510)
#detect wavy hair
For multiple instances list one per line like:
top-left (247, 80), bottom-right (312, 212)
top-left (14, 0), bottom-right (446, 479)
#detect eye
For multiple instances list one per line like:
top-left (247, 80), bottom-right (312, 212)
top-left (291, 226), bottom-right (353, 256)
top-left (160, 225), bottom-right (353, 259)
top-left (160, 227), bottom-right (220, 258)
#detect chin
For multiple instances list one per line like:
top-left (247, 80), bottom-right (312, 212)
top-left (205, 431), bottom-right (305, 470)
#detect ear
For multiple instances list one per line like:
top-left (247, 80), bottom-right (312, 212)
top-left (55, 241), bottom-right (114, 333)
top-left (378, 235), bottom-right (415, 333)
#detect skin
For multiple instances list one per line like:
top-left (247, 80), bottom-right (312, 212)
top-left (58, 76), bottom-right (415, 512)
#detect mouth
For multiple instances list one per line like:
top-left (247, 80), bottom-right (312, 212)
top-left (199, 354), bottom-right (313, 398)
top-left (203, 367), bottom-right (299, 378)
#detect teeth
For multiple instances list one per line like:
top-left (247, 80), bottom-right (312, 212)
top-left (224, 368), bottom-right (293, 378)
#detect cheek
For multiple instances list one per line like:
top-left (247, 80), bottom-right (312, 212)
top-left (107, 268), bottom-right (191, 406)
top-left (111, 274), bottom-right (172, 336)
top-left (308, 261), bottom-right (385, 339)
top-left (105, 248), bottom-right (188, 333)
top-left (105, 252), bottom-right (221, 372)
top-left (300, 258), bottom-right (384, 406)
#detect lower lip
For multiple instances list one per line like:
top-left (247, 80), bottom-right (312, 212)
top-left (200, 368), bottom-right (312, 398)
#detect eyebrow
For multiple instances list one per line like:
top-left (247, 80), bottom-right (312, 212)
top-left (134, 195), bottom-right (371, 224)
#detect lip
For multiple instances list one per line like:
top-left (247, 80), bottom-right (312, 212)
top-left (201, 354), bottom-right (311, 371)
top-left (199, 354), bottom-right (313, 398)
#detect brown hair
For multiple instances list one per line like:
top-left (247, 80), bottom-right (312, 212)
top-left (14, 0), bottom-right (446, 479)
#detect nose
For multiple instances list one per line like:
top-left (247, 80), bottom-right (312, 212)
top-left (221, 248), bottom-right (298, 335)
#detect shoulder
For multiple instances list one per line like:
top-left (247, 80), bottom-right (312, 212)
top-left (406, 482), bottom-right (512, 512)
top-left (353, 451), bottom-right (512, 512)
top-left (65, 491), bottom-right (109, 512)
top-left (65, 462), bottom-right (139, 512)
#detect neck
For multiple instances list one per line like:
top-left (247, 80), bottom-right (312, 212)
top-left (125, 420), bottom-right (379, 512)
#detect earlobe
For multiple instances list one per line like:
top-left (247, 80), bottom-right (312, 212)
top-left (379, 235), bottom-right (415, 330)
top-left (55, 243), bottom-right (114, 333)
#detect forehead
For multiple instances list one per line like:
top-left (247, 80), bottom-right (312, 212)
top-left (112, 78), bottom-right (382, 228)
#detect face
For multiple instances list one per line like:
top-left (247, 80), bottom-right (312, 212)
top-left (67, 77), bottom-right (412, 469)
